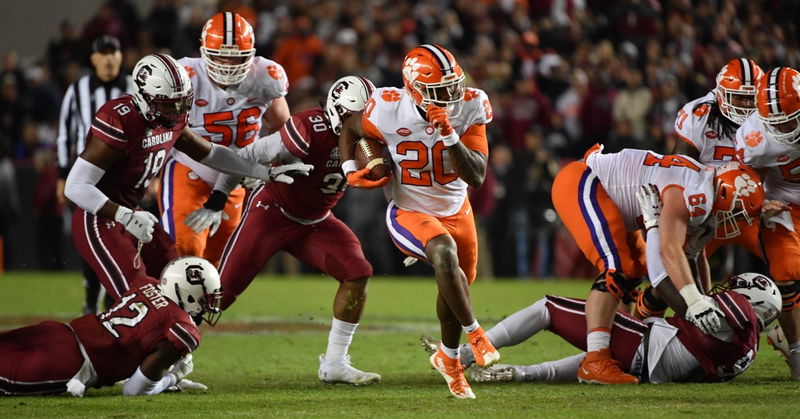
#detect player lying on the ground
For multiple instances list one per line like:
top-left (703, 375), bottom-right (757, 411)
top-left (0, 256), bottom-right (221, 396)
top-left (422, 273), bottom-right (780, 384)
top-left (187, 76), bottom-right (381, 385)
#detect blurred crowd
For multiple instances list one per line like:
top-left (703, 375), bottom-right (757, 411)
top-left (1, 0), bottom-right (798, 277)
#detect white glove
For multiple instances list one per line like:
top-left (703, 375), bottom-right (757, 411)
top-left (636, 184), bottom-right (662, 231)
top-left (680, 285), bottom-right (725, 334)
top-left (241, 176), bottom-right (262, 190)
top-left (115, 207), bottom-right (158, 243)
top-left (267, 162), bottom-right (314, 184)
top-left (185, 208), bottom-right (229, 236)
top-left (168, 354), bottom-right (194, 382)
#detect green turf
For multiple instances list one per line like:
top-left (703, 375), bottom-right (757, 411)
top-left (0, 272), bottom-right (796, 417)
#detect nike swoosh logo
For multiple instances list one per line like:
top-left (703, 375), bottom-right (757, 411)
top-left (246, 97), bottom-right (258, 103)
top-left (581, 368), bottom-right (589, 375)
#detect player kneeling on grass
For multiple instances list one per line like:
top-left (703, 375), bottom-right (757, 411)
top-left (186, 76), bottom-right (380, 385)
top-left (0, 256), bottom-right (221, 396)
top-left (422, 272), bottom-right (781, 384)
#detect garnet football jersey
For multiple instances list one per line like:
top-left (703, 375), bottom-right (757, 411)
top-left (264, 107), bottom-right (344, 221)
top-left (172, 56), bottom-right (289, 185)
top-left (362, 87), bottom-right (492, 217)
top-left (89, 96), bottom-right (186, 209)
top-left (674, 92), bottom-right (738, 166)
top-left (69, 278), bottom-right (200, 386)
top-left (735, 113), bottom-right (800, 205)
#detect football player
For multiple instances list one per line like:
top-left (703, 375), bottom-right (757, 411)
top-left (423, 273), bottom-right (780, 384)
top-left (159, 12), bottom-right (291, 268)
top-left (0, 256), bottom-right (221, 396)
top-left (734, 66), bottom-right (800, 379)
top-left (188, 76), bottom-right (380, 385)
top-left (551, 144), bottom-right (764, 384)
top-left (64, 53), bottom-right (311, 303)
top-left (338, 45), bottom-right (496, 399)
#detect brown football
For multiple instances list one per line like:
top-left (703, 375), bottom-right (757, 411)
top-left (354, 138), bottom-right (390, 180)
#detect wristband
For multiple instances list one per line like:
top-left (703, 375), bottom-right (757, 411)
top-left (441, 132), bottom-right (460, 147)
top-left (341, 159), bottom-right (357, 175)
top-left (203, 190), bottom-right (228, 211)
top-left (114, 206), bottom-right (133, 223)
top-left (678, 284), bottom-right (704, 307)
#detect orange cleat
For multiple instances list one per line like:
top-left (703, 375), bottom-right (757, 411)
top-left (467, 327), bottom-right (500, 367)
top-left (577, 349), bottom-right (639, 384)
top-left (429, 348), bottom-right (476, 399)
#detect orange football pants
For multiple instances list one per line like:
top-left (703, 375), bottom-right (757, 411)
top-left (552, 160), bottom-right (647, 278)
top-left (704, 222), bottom-right (763, 258)
top-left (761, 204), bottom-right (800, 282)
top-left (159, 160), bottom-right (245, 267)
top-left (386, 198), bottom-right (478, 284)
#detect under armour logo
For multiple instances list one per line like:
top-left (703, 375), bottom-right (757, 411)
top-left (255, 201), bottom-right (270, 210)
top-left (106, 221), bottom-right (116, 229)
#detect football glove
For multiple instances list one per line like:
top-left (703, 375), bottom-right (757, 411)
top-left (681, 285), bottom-right (725, 334)
top-left (168, 354), bottom-right (194, 382)
top-left (636, 184), bottom-right (661, 231)
top-left (241, 176), bottom-right (262, 190)
top-left (267, 162), bottom-right (314, 184)
top-left (185, 208), bottom-right (229, 236)
top-left (346, 168), bottom-right (390, 189)
top-left (426, 105), bottom-right (454, 136)
top-left (115, 207), bottom-right (158, 243)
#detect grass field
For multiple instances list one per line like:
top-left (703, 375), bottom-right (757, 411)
top-left (0, 272), bottom-right (797, 417)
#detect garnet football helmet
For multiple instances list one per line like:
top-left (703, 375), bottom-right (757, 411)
top-left (715, 58), bottom-right (763, 125)
top-left (757, 67), bottom-right (800, 144)
top-left (402, 44), bottom-right (465, 115)
top-left (200, 12), bottom-right (256, 85)
top-left (325, 76), bottom-right (375, 135)
top-left (131, 54), bottom-right (193, 128)
top-left (160, 256), bottom-right (223, 326)
top-left (711, 162), bottom-right (764, 240)
top-left (725, 273), bottom-right (781, 331)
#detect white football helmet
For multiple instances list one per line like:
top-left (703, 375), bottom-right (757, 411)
top-left (728, 272), bottom-right (782, 331)
top-left (324, 76), bottom-right (376, 135)
top-left (131, 53), bottom-right (193, 128)
top-left (159, 256), bottom-right (223, 325)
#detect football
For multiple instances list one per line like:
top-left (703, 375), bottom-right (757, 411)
top-left (354, 138), bottom-right (390, 180)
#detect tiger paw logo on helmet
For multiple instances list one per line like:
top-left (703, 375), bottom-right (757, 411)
top-left (402, 57), bottom-right (421, 84)
top-left (734, 173), bottom-right (759, 196)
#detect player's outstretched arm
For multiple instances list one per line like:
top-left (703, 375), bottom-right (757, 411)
top-left (122, 340), bottom-right (190, 396)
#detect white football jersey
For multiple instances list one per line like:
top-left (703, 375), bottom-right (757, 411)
top-left (674, 91), bottom-right (738, 167)
top-left (586, 148), bottom-right (715, 232)
top-left (735, 113), bottom-right (800, 205)
top-left (364, 87), bottom-right (492, 217)
top-left (171, 56), bottom-right (289, 184)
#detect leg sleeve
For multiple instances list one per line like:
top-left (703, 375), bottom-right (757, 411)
top-left (486, 298), bottom-right (550, 349)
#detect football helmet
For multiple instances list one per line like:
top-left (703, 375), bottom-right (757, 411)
top-left (757, 67), bottom-right (800, 144)
top-left (728, 273), bottom-right (781, 331)
top-left (324, 76), bottom-right (375, 135)
top-left (159, 256), bottom-right (223, 326)
top-left (715, 58), bottom-right (763, 125)
top-left (712, 162), bottom-right (764, 240)
top-left (131, 54), bottom-right (193, 128)
top-left (200, 12), bottom-right (255, 85)
top-left (402, 44), bottom-right (465, 115)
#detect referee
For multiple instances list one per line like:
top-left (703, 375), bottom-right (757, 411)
top-left (55, 35), bottom-right (132, 314)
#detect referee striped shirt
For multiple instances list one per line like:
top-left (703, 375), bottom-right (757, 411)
top-left (56, 73), bottom-right (132, 178)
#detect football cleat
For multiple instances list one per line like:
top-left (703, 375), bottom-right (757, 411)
top-left (766, 324), bottom-right (790, 359)
top-left (429, 348), bottom-right (475, 399)
top-left (469, 365), bottom-right (515, 383)
top-left (318, 354), bottom-right (381, 386)
top-left (467, 327), bottom-right (500, 367)
top-left (577, 349), bottom-right (639, 385)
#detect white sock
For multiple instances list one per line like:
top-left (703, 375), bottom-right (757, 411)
top-left (323, 317), bottom-right (358, 365)
top-left (586, 328), bottom-right (611, 352)
top-left (440, 343), bottom-right (459, 359)
top-left (516, 353), bottom-right (584, 382)
top-left (462, 319), bottom-right (480, 334)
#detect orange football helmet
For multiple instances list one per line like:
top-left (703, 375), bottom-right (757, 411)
top-left (200, 12), bottom-right (255, 85)
top-left (757, 67), bottom-right (800, 144)
top-left (402, 44), bottom-right (465, 115)
top-left (715, 58), bottom-right (763, 125)
top-left (712, 162), bottom-right (764, 240)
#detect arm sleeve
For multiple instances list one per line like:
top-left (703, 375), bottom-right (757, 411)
top-left (200, 143), bottom-right (272, 180)
top-left (64, 157), bottom-right (110, 214)
top-left (122, 367), bottom-right (177, 396)
top-left (460, 124), bottom-right (489, 155)
top-left (56, 84), bottom-right (77, 178)
top-left (646, 227), bottom-right (669, 287)
top-left (210, 132), bottom-right (294, 194)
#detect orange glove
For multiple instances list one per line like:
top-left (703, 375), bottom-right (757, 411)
top-left (346, 168), bottom-right (390, 189)
top-left (426, 105), bottom-right (454, 136)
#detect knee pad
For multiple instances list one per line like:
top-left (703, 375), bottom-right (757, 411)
top-left (635, 284), bottom-right (667, 319)
top-left (592, 270), bottom-right (642, 304)
top-left (778, 281), bottom-right (800, 312)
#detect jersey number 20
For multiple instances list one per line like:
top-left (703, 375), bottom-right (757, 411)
top-left (397, 141), bottom-right (457, 186)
